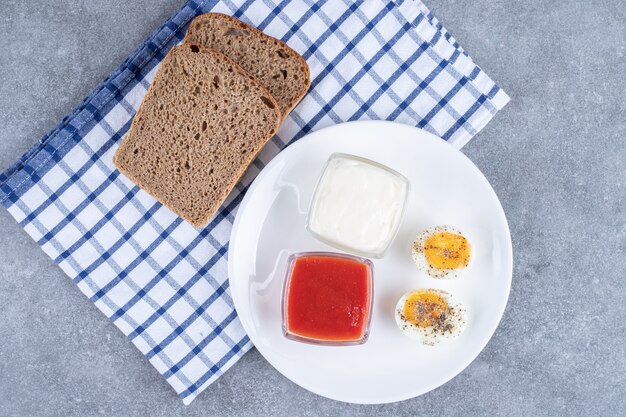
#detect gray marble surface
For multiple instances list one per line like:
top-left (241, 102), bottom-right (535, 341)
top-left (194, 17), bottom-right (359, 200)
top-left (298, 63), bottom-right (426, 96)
top-left (1, 0), bottom-right (624, 416)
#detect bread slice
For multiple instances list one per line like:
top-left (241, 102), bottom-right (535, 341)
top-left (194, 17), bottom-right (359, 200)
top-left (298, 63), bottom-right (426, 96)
top-left (184, 13), bottom-right (310, 118)
top-left (113, 43), bottom-right (281, 227)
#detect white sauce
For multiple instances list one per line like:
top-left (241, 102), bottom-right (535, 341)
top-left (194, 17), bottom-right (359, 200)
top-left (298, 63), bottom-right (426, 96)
top-left (308, 155), bottom-right (408, 256)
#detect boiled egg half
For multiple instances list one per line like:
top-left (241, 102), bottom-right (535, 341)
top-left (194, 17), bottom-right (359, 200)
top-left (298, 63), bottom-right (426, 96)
top-left (395, 289), bottom-right (467, 345)
top-left (412, 225), bottom-right (472, 279)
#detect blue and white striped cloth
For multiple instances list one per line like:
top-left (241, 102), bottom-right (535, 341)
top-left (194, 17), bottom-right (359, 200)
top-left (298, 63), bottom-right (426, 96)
top-left (0, 0), bottom-right (509, 404)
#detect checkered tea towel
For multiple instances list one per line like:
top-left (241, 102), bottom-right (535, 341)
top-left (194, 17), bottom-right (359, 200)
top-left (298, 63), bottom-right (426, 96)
top-left (0, 0), bottom-right (509, 404)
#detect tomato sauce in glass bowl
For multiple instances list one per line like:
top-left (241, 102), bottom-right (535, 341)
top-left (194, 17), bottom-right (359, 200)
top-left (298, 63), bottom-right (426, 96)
top-left (281, 252), bottom-right (373, 346)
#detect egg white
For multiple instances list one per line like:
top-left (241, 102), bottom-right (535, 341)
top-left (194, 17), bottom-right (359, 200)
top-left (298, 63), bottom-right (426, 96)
top-left (411, 225), bottom-right (471, 279)
top-left (394, 289), bottom-right (467, 346)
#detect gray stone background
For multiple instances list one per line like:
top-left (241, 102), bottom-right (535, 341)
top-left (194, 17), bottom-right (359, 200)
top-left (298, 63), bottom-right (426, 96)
top-left (0, 0), bottom-right (624, 416)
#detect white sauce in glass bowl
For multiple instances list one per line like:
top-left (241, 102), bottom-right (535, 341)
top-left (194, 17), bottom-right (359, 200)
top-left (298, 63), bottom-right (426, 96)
top-left (307, 154), bottom-right (409, 258)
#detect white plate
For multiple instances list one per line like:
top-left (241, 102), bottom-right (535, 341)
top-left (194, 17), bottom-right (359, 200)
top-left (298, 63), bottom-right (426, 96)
top-left (228, 121), bottom-right (512, 404)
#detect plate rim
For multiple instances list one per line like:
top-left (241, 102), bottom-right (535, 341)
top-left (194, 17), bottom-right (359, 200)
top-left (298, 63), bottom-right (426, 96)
top-left (228, 120), bottom-right (513, 404)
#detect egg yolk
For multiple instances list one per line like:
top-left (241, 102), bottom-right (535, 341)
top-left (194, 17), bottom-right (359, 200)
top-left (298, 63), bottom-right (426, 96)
top-left (424, 232), bottom-right (471, 270)
top-left (403, 290), bottom-right (449, 328)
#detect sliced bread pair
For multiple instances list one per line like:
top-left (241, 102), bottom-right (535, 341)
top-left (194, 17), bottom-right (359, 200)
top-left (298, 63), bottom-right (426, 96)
top-left (185, 13), bottom-right (310, 118)
top-left (113, 43), bottom-right (281, 227)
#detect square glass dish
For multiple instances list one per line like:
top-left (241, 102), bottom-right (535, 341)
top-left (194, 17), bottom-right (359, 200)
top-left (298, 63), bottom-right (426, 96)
top-left (306, 153), bottom-right (410, 258)
top-left (281, 252), bottom-right (374, 346)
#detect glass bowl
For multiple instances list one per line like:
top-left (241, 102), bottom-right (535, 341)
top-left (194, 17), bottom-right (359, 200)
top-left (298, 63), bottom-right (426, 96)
top-left (306, 153), bottom-right (409, 259)
top-left (281, 251), bottom-right (374, 346)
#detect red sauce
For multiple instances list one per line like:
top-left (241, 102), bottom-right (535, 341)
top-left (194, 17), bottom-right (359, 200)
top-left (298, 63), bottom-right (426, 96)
top-left (285, 254), bottom-right (372, 342)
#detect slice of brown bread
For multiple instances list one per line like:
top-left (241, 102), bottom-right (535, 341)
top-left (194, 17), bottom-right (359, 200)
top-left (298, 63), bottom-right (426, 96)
top-left (184, 13), bottom-right (310, 118)
top-left (113, 43), bottom-right (281, 227)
